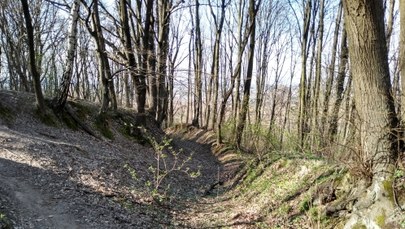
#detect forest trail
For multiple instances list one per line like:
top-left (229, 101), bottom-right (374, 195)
top-left (0, 156), bottom-right (82, 229)
top-left (0, 92), bottom-right (243, 228)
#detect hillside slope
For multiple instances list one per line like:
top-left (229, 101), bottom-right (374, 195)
top-left (0, 90), bottom-right (404, 229)
top-left (0, 90), bottom-right (237, 228)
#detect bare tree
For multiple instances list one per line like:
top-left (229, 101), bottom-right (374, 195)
top-left (206, 0), bottom-right (227, 129)
top-left (321, 1), bottom-right (342, 138)
top-left (21, 0), bottom-right (46, 112)
top-left (296, 0), bottom-right (312, 149)
top-left (53, 0), bottom-right (81, 110)
top-left (234, 0), bottom-right (260, 148)
top-left (191, 0), bottom-right (203, 127)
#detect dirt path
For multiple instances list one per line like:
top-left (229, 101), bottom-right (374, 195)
top-left (0, 90), bottom-right (246, 228)
top-left (0, 158), bottom-right (82, 229)
top-left (0, 118), bottom-right (241, 228)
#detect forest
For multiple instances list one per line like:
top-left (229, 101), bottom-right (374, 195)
top-left (0, 0), bottom-right (405, 228)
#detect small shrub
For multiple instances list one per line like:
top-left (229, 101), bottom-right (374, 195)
top-left (125, 132), bottom-right (200, 204)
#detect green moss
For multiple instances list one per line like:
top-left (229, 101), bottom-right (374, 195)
top-left (95, 114), bottom-right (114, 139)
top-left (60, 111), bottom-right (79, 130)
top-left (299, 195), bottom-right (311, 212)
top-left (119, 124), bottom-right (148, 145)
top-left (375, 213), bottom-right (386, 227)
top-left (69, 101), bottom-right (94, 119)
top-left (0, 103), bottom-right (14, 124)
top-left (277, 203), bottom-right (291, 215)
top-left (382, 179), bottom-right (394, 202)
top-left (35, 108), bottom-right (58, 127)
top-left (352, 223), bottom-right (367, 229)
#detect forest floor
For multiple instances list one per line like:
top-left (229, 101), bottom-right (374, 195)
top-left (0, 90), bottom-right (245, 228)
top-left (0, 90), bottom-right (404, 229)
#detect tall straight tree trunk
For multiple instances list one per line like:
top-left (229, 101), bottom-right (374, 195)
top-left (321, 1), bottom-right (342, 135)
top-left (156, 0), bottom-right (172, 125)
top-left (191, 0), bottom-right (203, 127)
top-left (298, 0), bottom-right (312, 149)
top-left (400, 0), bottom-right (405, 123)
top-left (386, 0), bottom-right (395, 48)
top-left (217, 0), bottom-right (249, 144)
top-left (343, 0), bottom-right (400, 226)
top-left (281, 55), bottom-right (295, 146)
top-left (21, 0), bottom-right (46, 112)
top-left (54, 0), bottom-right (81, 110)
top-left (329, 28), bottom-right (348, 142)
top-left (144, 0), bottom-right (157, 117)
top-left (268, 51), bottom-right (284, 134)
top-left (87, 0), bottom-right (112, 113)
top-left (232, 0), bottom-right (245, 128)
top-left (234, 0), bottom-right (259, 149)
top-left (207, 0), bottom-right (226, 130)
top-left (311, 0), bottom-right (324, 143)
top-left (119, 0), bottom-right (146, 113)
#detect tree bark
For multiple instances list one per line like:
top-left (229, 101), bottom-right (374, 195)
top-left (322, 1), bottom-right (342, 138)
top-left (343, 0), bottom-right (399, 227)
top-left (234, 0), bottom-right (259, 148)
top-left (207, 0), bottom-right (226, 130)
top-left (298, 0), bottom-right (312, 149)
top-left (311, 0), bottom-right (324, 144)
top-left (54, 0), bottom-right (81, 110)
top-left (191, 0), bottom-right (203, 127)
top-left (86, 0), bottom-right (112, 113)
top-left (400, 0), bottom-right (405, 124)
top-left (328, 28), bottom-right (348, 142)
top-left (21, 0), bottom-right (46, 112)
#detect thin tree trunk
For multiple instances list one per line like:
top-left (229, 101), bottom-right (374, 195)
top-left (191, 0), bottom-right (203, 127)
top-left (400, 0), bottom-right (405, 124)
top-left (386, 0), bottom-right (395, 48)
top-left (207, 0), bottom-right (226, 130)
top-left (54, 0), bottom-right (80, 110)
top-left (156, 0), bottom-right (173, 125)
top-left (329, 28), bottom-right (348, 142)
top-left (234, 0), bottom-right (259, 148)
top-left (298, 0), bottom-right (312, 149)
top-left (311, 0), bottom-right (324, 145)
top-left (321, 1), bottom-right (342, 136)
top-left (86, 0), bottom-right (112, 113)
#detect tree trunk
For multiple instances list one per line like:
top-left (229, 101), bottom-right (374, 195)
top-left (321, 1), bottom-right (342, 137)
top-left (54, 0), bottom-right (81, 110)
top-left (217, 0), bottom-right (250, 144)
top-left (21, 0), bottom-right (46, 112)
top-left (119, 0), bottom-right (146, 113)
top-left (191, 0), bottom-right (203, 127)
top-left (400, 0), bottom-right (405, 124)
top-left (385, 0), bottom-right (395, 48)
top-left (311, 0), bottom-right (324, 145)
top-left (207, 0), bottom-right (226, 130)
top-left (329, 28), bottom-right (348, 142)
top-left (298, 0), bottom-right (312, 149)
top-left (234, 0), bottom-right (259, 148)
top-left (343, 0), bottom-right (399, 227)
top-left (156, 0), bottom-right (173, 125)
top-left (87, 0), bottom-right (112, 113)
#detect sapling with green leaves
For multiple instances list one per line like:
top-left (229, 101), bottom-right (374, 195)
top-left (125, 131), bottom-right (200, 203)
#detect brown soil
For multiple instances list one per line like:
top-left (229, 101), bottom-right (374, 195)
top-left (0, 90), bottom-right (242, 228)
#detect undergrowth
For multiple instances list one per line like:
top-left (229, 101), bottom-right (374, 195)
top-left (125, 131), bottom-right (200, 204)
